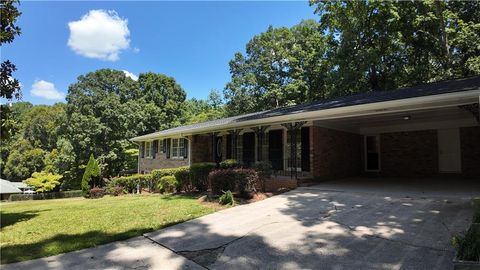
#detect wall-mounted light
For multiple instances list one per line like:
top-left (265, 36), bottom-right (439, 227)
top-left (403, 115), bottom-right (411, 120)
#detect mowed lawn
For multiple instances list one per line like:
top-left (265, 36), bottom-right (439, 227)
top-left (0, 195), bottom-right (216, 264)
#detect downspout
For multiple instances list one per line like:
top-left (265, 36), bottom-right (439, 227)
top-left (183, 134), bottom-right (191, 166)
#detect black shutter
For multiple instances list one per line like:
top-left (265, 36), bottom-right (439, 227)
top-left (162, 139), bottom-right (166, 153)
top-left (184, 138), bottom-right (188, 158)
top-left (153, 140), bottom-right (158, 158)
top-left (140, 142), bottom-right (145, 158)
top-left (166, 138), bottom-right (171, 159)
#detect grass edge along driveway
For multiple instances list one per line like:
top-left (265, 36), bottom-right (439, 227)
top-left (0, 194), bottom-right (216, 264)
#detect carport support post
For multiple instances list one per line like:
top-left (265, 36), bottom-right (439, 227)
top-left (281, 121), bottom-right (306, 179)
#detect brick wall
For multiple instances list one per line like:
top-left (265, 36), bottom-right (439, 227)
top-left (138, 152), bottom-right (188, 173)
top-left (460, 126), bottom-right (480, 178)
top-left (191, 134), bottom-right (213, 163)
top-left (311, 126), bottom-right (362, 181)
top-left (379, 130), bottom-right (438, 177)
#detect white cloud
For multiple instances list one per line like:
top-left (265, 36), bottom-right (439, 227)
top-left (68, 10), bottom-right (130, 61)
top-left (30, 80), bottom-right (65, 100)
top-left (132, 47), bottom-right (140, 54)
top-left (123, 70), bottom-right (138, 81)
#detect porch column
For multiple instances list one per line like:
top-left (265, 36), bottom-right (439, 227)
top-left (281, 121), bottom-right (306, 179)
top-left (252, 126), bottom-right (269, 162)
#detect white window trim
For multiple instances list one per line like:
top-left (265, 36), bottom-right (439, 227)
top-left (171, 138), bottom-right (185, 159)
top-left (145, 141), bottom-right (153, 159)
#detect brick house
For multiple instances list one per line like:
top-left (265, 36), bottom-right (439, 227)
top-left (131, 76), bottom-right (480, 188)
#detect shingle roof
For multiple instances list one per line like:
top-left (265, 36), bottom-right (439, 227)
top-left (1, 179), bottom-right (22, 194)
top-left (132, 76), bottom-right (480, 140)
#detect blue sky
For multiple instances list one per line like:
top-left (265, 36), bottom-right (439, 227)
top-left (3, 1), bottom-right (318, 105)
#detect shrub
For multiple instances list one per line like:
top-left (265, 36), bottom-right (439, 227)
top-left (208, 168), bottom-right (258, 195)
top-left (81, 154), bottom-right (101, 197)
top-left (219, 190), bottom-right (234, 205)
top-left (219, 159), bottom-right (239, 169)
top-left (108, 174), bottom-right (152, 193)
top-left (157, 176), bottom-right (177, 194)
top-left (453, 225), bottom-right (480, 262)
top-left (89, 187), bottom-right (105, 199)
top-left (9, 190), bottom-right (83, 201)
top-left (109, 186), bottom-right (125, 196)
top-left (174, 169), bottom-right (192, 192)
top-left (190, 163), bottom-right (216, 191)
top-left (24, 171), bottom-right (63, 193)
top-left (152, 166), bottom-right (189, 191)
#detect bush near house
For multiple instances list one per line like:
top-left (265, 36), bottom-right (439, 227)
top-left (190, 162), bottom-right (216, 191)
top-left (157, 176), bottom-right (177, 193)
top-left (252, 161), bottom-right (272, 192)
top-left (219, 190), bottom-right (234, 205)
top-left (208, 168), bottom-right (258, 196)
top-left (108, 174), bottom-right (153, 194)
top-left (219, 159), bottom-right (240, 169)
top-left (89, 187), bottom-right (105, 199)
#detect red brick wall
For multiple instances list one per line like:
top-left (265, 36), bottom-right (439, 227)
top-left (460, 126), bottom-right (480, 178)
top-left (379, 130), bottom-right (438, 177)
top-left (311, 126), bottom-right (362, 180)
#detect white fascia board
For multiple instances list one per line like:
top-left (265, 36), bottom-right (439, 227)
top-left (130, 90), bottom-right (480, 142)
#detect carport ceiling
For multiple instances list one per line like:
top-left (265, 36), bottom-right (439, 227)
top-left (315, 105), bottom-right (478, 134)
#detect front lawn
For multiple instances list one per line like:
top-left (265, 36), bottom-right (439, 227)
top-left (0, 195), bottom-right (216, 264)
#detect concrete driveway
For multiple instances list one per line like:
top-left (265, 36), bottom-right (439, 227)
top-left (4, 178), bottom-right (478, 269)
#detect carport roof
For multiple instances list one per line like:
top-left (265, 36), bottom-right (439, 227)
top-left (131, 76), bottom-right (480, 141)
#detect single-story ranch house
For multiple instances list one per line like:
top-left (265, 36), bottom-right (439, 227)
top-left (131, 76), bottom-right (480, 188)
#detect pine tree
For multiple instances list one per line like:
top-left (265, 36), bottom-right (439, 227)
top-left (81, 154), bottom-right (101, 197)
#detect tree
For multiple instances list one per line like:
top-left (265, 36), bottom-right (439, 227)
top-left (22, 103), bottom-right (65, 151)
top-left (224, 20), bottom-right (329, 115)
top-left (24, 171), bottom-right (62, 193)
top-left (81, 154), bottom-right (101, 197)
top-left (207, 89), bottom-right (223, 109)
top-left (3, 139), bottom-right (45, 181)
top-left (1, 0), bottom-right (22, 140)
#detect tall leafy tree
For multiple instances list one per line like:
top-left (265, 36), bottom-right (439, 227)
top-left (224, 20), bottom-right (329, 115)
top-left (81, 154), bottom-right (101, 197)
top-left (1, 0), bottom-right (22, 140)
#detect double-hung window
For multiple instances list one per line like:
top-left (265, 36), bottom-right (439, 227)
top-left (171, 138), bottom-right (185, 159)
top-left (145, 141), bottom-right (152, 158)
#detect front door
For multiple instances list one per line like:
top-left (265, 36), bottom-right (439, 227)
top-left (242, 132), bottom-right (255, 166)
top-left (269, 130), bottom-right (283, 170)
top-left (301, 127), bottom-right (310, 172)
top-left (438, 128), bottom-right (461, 173)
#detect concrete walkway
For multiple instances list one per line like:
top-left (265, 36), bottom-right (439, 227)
top-left (3, 178), bottom-right (478, 269)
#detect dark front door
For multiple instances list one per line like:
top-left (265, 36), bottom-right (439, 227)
top-left (242, 132), bottom-right (255, 166)
top-left (301, 127), bottom-right (310, 172)
top-left (269, 130), bottom-right (283, 170)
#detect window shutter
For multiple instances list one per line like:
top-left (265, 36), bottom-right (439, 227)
top-left (166, 138), bottom-right (171, 159)
top-left (140, 142), bottom-right (145, 158)
top-left (153, 140), bottom-right (158, 158)
top-left (184, 138), bottom-right (188, 158)
top-left (162, 139), bottom-right (166, 153)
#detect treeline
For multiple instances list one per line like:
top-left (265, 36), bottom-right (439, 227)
top-left (224, 0), bottom-right (480, 115)
top-left (1, 70), bottom-right (224, 189)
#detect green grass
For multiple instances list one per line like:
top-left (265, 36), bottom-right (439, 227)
top-left (0, 194), bottom-right (216, 264)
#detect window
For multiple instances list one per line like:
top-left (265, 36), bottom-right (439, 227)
top-left (145, 141), bottom-right (152, 158)
top-left (159, 139), bottom-right (164, 153)
top-left (171, 138), bottom-right (185, 159)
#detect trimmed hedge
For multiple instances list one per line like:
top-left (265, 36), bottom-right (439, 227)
top-left (190, 163), bottom-right (216, 191)
top-left (9, 190), bottom-right (83, 201)
top-left (108, 174), bottom-right (153, 193)
top-left (157, 176), bottom-right (177, 193)
top-left (208, 168), bottom-right (258, 196)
